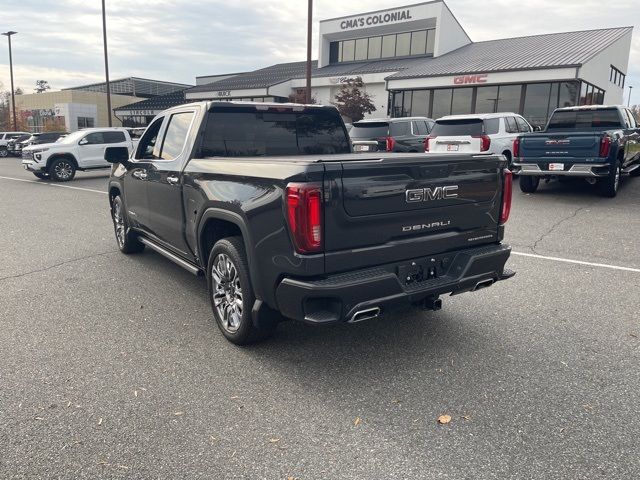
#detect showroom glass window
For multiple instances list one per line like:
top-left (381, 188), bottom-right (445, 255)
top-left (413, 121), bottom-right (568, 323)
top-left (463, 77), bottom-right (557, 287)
top-left (451, 88), bottom-right (473, 115)
top-left (523, 83), bottom-right (552, 128)
top-left (432, 89), bottom-right (453, 119)
top-left (475, 86), bottom-right (499, 114)
top-left (411, 90), bottom-right (430, 117)
top-left (496, 85), bottom-right (521, 113)
top-left (329, 29), bottom-right (436, 63)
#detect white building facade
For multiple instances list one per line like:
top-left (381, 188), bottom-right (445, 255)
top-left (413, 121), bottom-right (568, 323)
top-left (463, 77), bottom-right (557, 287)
top-left (185, 1), bottom-right (633, 127)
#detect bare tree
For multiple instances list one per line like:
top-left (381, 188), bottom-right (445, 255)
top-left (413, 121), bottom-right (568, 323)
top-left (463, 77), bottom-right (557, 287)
top-left (333, 77), bottom-right (376, 123)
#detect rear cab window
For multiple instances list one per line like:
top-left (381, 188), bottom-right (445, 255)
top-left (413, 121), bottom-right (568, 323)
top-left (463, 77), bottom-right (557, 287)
top-left (547, 108), bottom-right (623, 131)
top-left (390, 122), bottom-right (410, 136)
top-left (201, 106), bottom-right (350, 157)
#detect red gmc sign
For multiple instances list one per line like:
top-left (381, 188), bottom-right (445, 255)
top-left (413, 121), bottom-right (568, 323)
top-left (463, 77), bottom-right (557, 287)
top-left (453, 74), bottom-right (488, 85)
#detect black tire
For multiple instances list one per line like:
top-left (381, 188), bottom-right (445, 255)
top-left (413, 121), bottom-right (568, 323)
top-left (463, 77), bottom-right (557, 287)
top-left (48, 157), bottom-right (76, 182)
top-left (207, 237), bottom-right (276, 345)
top-left (0, 147), bottom-right (8, 158)
top-left (110, 195), bottom-right (145, 254)
top-left (33, 172), bottom-right (49, 179)
top-left (519, 175), bottom-right (539, 193)
top-left (598, 163), bottom-right (620, 198)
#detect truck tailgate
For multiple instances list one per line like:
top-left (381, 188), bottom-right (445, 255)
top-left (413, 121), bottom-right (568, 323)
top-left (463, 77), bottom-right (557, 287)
top-left (520, 132), bottom-right (602, 161)
top-left (323, 154), bottom-right (507, 274)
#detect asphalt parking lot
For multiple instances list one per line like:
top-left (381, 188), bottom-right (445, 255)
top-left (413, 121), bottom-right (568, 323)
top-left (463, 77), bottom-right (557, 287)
top-left (1, 159), bottom-right (639, 479)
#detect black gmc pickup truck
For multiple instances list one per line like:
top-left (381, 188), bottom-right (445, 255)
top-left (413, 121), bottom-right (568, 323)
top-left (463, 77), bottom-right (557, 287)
top-left (105, 101), bottom-right (514, 344)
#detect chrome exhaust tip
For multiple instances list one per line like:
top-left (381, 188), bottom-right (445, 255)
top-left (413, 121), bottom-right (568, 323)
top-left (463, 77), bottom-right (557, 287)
top-left (349, 307), bottom-right (381, 323)
top-left (473, 278), bottom-right (495, 291)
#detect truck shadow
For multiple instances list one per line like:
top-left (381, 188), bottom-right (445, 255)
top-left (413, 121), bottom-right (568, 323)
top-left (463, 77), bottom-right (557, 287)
top-left (517, 175), bottom-right (638, 197)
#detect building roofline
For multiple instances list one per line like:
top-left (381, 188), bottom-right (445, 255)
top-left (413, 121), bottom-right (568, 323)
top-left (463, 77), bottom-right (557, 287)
top-left (62, 76), bottom-right (193, 90)
top-left (387, 63), bottom-right (582, 81)
top-left (195, 72), bottom-right (247, 79)
top-left (470, 25), bottom-right (632, 46)
top-left (319, 0), bottom-right (442, 23)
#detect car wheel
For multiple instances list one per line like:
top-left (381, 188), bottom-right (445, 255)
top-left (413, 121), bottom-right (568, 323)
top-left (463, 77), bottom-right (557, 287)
top-left (598, 163), bottom-right (620, 198)
top-left (33, 172), bottom-right (49, 180)
top-left (0, 147), bottom-right (8, 157)
top-left (49, 157), bottom-right (76, 182)
top-left (111, 195), bottom-right (145, 254)
top-left (207, 237), bottom-right (276, 345)
top-left (519, 175), bottom-right (539, 193)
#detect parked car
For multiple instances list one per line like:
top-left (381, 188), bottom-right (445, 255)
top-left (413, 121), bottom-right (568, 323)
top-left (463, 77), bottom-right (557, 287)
top-left (350, 117), bottom-right (435, 153)
top-left (104, 101), bottom-right (514, 345)
top-left (0, 131), bottom-right (30, 157)
top-left (6, 134), bottom-right (32, 156)
top-left (21, 128), bottom-right (136, 181)
top-left (513, 105), bottom-right (640, 197)
top-left (10, 131), bottom-right (68, 157)
top-left (425, 113), bottom-right (533, 167)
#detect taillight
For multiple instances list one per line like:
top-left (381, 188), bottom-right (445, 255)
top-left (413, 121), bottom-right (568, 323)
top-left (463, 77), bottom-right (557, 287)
top-left (473, 134), bottom-right (491, 152)
top-left (425, 136), bottom-right (435, 152)
top-left (513, 137), bottom-right (520, 157)
top-left (599, 135), bottom-right (611, 158)
top-left (386, 136), bottom-right (396, 152)
top-left (286, 183), bottom-right (322, 254)
top-left (500, 168), bottom-right (512, 225)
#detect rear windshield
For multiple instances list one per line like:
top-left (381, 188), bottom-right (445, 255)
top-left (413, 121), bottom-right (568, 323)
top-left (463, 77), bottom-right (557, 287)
top-left (547, 109), bottom-right (622, 131)
top-left (201, 107), bottom-right (351, 157)
top-left (350, 122), bottom-right (389, 139)
top-left (430, 119), bottom-right (484, 136)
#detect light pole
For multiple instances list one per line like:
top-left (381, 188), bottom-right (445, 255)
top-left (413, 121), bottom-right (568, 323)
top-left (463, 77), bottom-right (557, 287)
top-left (305, 0), bottom-right (313, 103)
top-left (101, 0), bottom-right (112, 126)
top-left (627, 85), bottom-right (633, 107)
top-left (2, 31), bottom-right (18, 131)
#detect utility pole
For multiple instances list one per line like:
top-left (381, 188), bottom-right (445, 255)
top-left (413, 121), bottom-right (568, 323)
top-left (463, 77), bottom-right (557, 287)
top-left (627, 85), bottom-right (633, 107)
top-left (305, 0), bottom-right (313, 104)
top-left (101, 0), bottom-right (113, 126)
top-left (2, 31), bottom-right (18, 131)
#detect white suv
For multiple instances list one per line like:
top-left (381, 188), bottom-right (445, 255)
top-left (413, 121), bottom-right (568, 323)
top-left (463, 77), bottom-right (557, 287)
top-left (0, 131), bottom-right (30, 157)
top-left (425, 113), bottom-right (533, 167)
top-left (22, 128), bottom-right (136, 181)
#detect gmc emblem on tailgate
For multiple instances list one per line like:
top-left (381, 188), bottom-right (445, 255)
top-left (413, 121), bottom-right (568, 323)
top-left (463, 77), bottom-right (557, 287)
top-left (406, 186), bottom-right (459, 202)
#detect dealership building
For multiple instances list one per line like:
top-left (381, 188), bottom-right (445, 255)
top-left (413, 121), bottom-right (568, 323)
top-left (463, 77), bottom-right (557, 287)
top-left (183, 0), bottom-right (632, 127)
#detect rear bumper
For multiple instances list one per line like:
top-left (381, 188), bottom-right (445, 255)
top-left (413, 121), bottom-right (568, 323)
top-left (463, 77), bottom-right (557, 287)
top-left (275, 243), bottom-right (513, 324)
top-left (513, 162), bottom-right (611, 177)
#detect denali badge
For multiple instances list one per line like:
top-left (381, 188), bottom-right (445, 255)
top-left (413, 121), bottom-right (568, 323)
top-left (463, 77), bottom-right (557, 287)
top-left (406, 186), bottom-right (459, 203)
top-left (402, 220), bottom-right (451, 232)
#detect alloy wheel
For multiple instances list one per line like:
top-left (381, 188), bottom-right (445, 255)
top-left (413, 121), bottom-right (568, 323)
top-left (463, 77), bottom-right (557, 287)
top-left (211, 253), bottom-right (243, 333)
top-left (112, 201), bottom-right (126, 248)
top-left (55, 161), bottom-right (73, 180)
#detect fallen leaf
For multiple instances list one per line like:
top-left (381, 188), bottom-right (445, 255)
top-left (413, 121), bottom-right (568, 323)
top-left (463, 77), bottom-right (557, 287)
top-left (354, 416), bottom-right (361, 426)
top-left (437, 414), bottom-right (452, 424)
top-left (461, 415), bottom-right (471, 421)
top-left (174, 411), bottom-right (184, 416)
top-left (35, 417), bottom-right (44, 421)
top-left (269, 438), bottom-right (280, 443)
top-left (629, 333), bottom-right (638, 338)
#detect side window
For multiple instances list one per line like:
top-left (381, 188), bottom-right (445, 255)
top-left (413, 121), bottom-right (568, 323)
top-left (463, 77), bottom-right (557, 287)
top-left (159, 112), bottom-right (195, 160)
top-left (412, 120), bottom-right (428, 136)
top-left (390, 121), bottom-right (410, 136)
top-left (505, 116), bottom-right (519, 134)
top-left (484, 118), bottom-right (500, 135)
top-left (135, 117), bottom-right (164, 160)
top-left (623, 109), bottom-right (636, 128)
top-left (103, 131), bottom-right (126, 144)
top-left (83, 132), bottom-right (105, 145)
top-left (427, 120), bottom-right (435, 133)
top-left (515, 116), bottom-right (531, 133)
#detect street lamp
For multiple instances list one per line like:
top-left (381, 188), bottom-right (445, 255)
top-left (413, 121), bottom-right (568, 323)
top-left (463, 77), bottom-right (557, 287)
top-left (628, 85), bottom-right (633, 107)
top-left (2, 31), bottom-right (18, 131)
top-left (305, 0), bottom-right (313, 104)
top-left (101, 0), bottom-right (112, 127)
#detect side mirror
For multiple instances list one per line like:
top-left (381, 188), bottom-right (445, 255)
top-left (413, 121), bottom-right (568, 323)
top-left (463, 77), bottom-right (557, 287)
top-left (105, 146), bottom-right (130, 165)
top-left (79, 137), bottom-right (89, 145)
top-left (534, 125), bottom-right (543, 132)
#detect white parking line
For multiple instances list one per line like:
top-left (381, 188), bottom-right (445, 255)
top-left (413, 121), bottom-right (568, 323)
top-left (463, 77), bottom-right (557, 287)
top-left (0, 175), bottom-right (107, 195)
top-left (511, 251), bottom-right (640, 273)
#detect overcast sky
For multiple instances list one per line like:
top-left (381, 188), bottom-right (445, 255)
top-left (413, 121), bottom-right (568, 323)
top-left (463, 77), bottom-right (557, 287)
top-left (1, 0), bottom-right (638, 104)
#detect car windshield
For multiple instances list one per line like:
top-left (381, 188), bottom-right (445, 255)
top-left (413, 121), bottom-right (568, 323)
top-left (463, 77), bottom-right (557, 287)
top-left (57, 130), bottom-right (88, 144)
top-left (430, 119), bottom-right (484, 136)
top-left (350, 122), bottom-right (390, 139)
top-left (547, 109), bottom-right (622, 131)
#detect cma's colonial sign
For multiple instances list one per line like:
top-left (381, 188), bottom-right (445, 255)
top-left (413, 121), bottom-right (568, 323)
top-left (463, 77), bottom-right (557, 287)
top-left (453, 74), bottom-right (488, 85)
top-left (340, 9), bottom-right (412, 30)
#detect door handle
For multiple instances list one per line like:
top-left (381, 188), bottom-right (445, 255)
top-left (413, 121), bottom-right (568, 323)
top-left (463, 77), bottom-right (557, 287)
top-left (166, 175), bottom-right (179, 185)
top-left (133, 170), bottom-right (147, 180)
